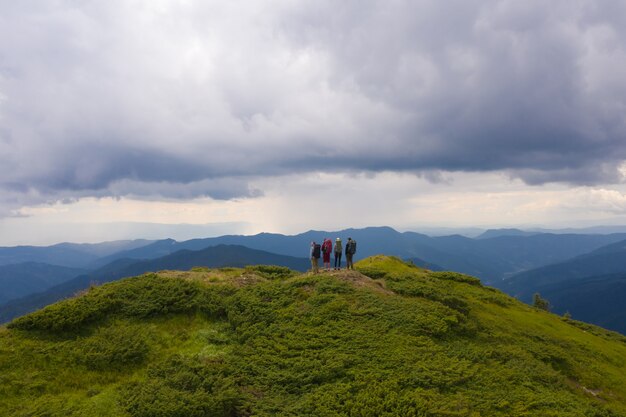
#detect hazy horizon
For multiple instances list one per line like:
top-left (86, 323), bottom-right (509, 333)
top-left (4, 221), bottom-right (626, 247)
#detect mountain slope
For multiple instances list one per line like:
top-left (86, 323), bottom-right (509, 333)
top-left (1, 256), bottom-right (625, 416)
top-left (496, 240), bottom-right (626, 334)
top-left (88, 238), bottom-right (179, 268)
top-left (476, 228), bottom-right (539, 239)
top-left (0, 245), bottom-right (309, 324)
top-left (505, 238), bottom-right (626, 296)
top-left (0, 262), bottom-right (87, 304)
top-left (406, 256), bottom-right (444, 271)
top-left (529, 272), bottom-right (626, 334)
top-left (0, 245), bottom-right (100, 268)
top-left (55, 239), bottom-right (156, 257)
top-left (463, 233), bottom-right (626, 280)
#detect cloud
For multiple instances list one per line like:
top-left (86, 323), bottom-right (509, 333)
top-left (2, 0), bottom-right (626, 215)
top-left (289, 1), bottom-right (626, 175)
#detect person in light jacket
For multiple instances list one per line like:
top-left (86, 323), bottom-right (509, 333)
top-left (334, 238), bottom-right (342, 270)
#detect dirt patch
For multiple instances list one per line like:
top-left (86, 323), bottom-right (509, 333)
top-left (231, 272), bottom-right (266, 287)
top-left (566, 378), bottom-right (607, 402)
top-left (581, 386), bottom-right (604, 400)
top-left (306, 269), bottom-right (394, 295)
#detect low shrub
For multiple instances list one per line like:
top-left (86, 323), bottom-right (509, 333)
top-left (8, 288), bottom-right (119, 333)
top-left (429, 271), bottom-right (482, 286)
top-left (8, 275), bottom-right (234, 333)
top-left (244, 265), bottom-right (297, 280)
top-left (355, 266), bottom-right (387, 279)
top-left (74, 323), bottom-right (149, 371)
top-left (118, 355), bottom-right (242, 417)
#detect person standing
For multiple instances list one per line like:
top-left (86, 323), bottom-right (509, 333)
top-left (322, 238), bottom-right (332, 271)
top-left (310, 241), bottom-right (321, 274)
top-left (345, 237), bottom-right (357, 270)
top-left (334, 238), bottom-right (343, 270)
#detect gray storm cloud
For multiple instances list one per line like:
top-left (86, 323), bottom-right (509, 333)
top-left (1, 0), bottom-right (626, 214)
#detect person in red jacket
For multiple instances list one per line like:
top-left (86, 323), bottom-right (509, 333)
top-left (321, 238), bottom-right (333, 271)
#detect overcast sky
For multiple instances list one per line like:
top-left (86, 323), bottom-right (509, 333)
top-left (2, 0), bottom-right (626, 245)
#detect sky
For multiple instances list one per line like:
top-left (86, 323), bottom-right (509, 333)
top-left (2, 0), bottom-right (626, 245)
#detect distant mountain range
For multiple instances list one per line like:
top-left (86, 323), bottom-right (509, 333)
top-left (503, 239), bottom-right (626, 333)
top-left (0, 239), bottom-right (155, 268)
top-left (2, 226), bottom-right (626, 334)
top-left (79, 226), bottom-right (626, 283)
top-left (4, 226), bottom-right (626, 279)
top-left (0, 263), bottom-right (87, 304)
top-left (0, 245), bottom-right (309, 323)
top-left (505, 240), bottom-right (626, 296)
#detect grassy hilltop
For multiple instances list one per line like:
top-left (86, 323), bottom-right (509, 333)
top-left (1, 256), bottom-right (625, 416)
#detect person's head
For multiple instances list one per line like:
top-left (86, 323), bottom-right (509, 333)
top-left (336, 237), bottom-right (340, 241)
top-left (348, 237), bottom-right (352, 241)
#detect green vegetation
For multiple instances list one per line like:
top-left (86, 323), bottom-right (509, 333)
top-left (533, 292), bottom-right (551, 312)
top-left (1, 257), bottom-right (626, 416)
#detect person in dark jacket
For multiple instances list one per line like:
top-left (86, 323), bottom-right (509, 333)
top-left (345, 237), bottom-right (356, 270)
top-left (310, 241), bottom-right (321, 274)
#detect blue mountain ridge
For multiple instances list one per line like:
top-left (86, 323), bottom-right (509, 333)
top-left (0, 244), bottom-right (309, 324)
top-left (85, 226), bottom-right (626, 284)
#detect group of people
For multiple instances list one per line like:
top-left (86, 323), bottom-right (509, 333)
top-left (309, 237), bottom-right (357, 273)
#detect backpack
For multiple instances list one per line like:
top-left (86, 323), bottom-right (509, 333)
top-left (312, 244), bottom-right (321, 258)
top-left (349, 240), bottom-right (357, 255)
top-left (323, 240), bottom-right (332, 254)
top-left (334, 241), bottom-right (342, 253)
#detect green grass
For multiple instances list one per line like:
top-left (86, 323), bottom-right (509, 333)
top-left (1, 256), bottom-right (626, 416)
